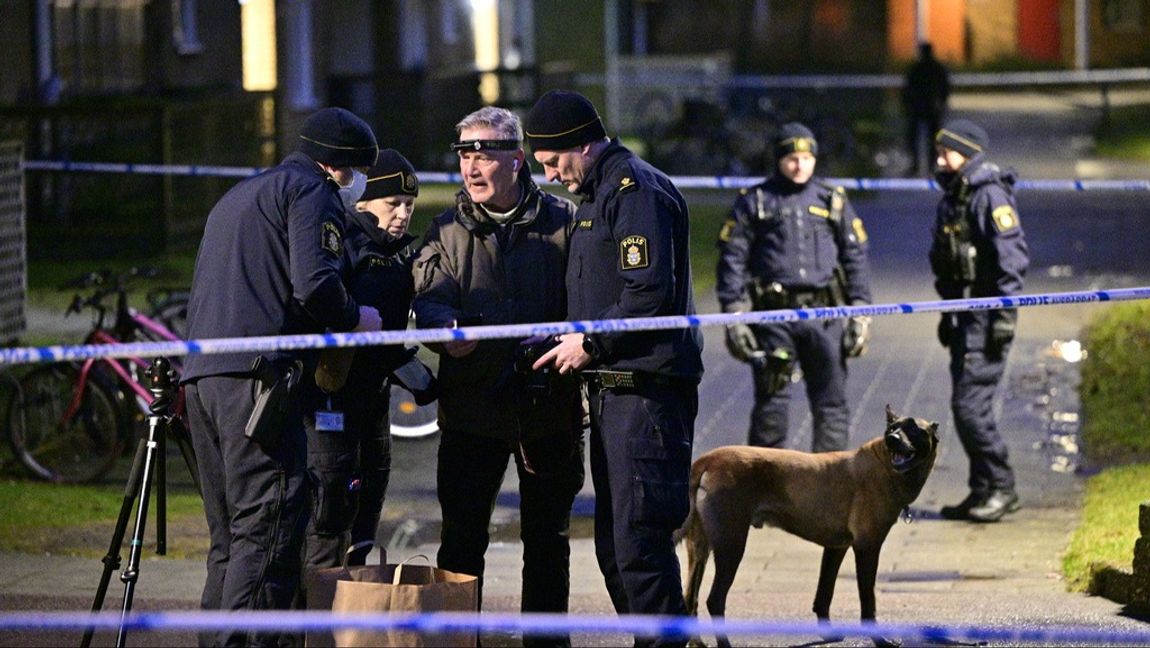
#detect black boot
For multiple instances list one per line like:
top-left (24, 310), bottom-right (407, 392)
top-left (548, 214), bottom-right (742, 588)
top-left (968, 489), bottom-right (1020, 523)
top-left (939, 492), bottom-right (984, 520)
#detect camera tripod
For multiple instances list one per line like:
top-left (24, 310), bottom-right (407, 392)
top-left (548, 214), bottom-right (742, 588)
top-left (80, 357), bottom-right (200, 648)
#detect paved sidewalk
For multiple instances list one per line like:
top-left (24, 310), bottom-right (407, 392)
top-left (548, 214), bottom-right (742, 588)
top-left (3, 88), bottom-right (1150, 646)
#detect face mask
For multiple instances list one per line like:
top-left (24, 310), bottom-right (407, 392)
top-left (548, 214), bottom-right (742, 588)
top-left (338, 170), bottom-right (368, 212)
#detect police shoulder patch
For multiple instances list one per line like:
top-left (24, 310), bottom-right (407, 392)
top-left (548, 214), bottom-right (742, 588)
top-left (991, 205), bottom-right (1019, 232)
top-left (321, 221), bottom-right (342, 255)
top-left (619, 235), bottom-right (649, 270)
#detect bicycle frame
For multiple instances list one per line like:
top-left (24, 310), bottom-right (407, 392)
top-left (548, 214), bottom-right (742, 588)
top-left (63, 310), bottom-right (185, 426)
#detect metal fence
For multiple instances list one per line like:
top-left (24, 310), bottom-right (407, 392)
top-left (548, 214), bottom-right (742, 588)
top-left (0, 141), bottom-right (26, 344)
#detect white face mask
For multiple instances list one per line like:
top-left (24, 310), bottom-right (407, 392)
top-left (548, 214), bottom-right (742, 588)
top-left (339, 170), bottom-right (368, 212)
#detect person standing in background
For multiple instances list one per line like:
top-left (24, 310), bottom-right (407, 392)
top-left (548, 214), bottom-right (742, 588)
top-left (930, 119), bottom-right (1029, 523)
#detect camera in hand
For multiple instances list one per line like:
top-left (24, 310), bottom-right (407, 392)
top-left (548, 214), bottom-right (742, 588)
top-left (514, 336), bottom-right (560, 397)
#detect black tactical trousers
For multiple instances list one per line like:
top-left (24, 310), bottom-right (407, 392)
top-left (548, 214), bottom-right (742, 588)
top-left (436, 425), bottom-right (584, 647)
top-left (185, 376), bottom-right (310, 648)
top-left (750, 319), bottom-right (849, 452)
top-left (948, 337), bottom-right (1015, 494)
top-left (302, 389), bottom-right (392, 569)
top-left (588, 381), bottom-right (697, 648)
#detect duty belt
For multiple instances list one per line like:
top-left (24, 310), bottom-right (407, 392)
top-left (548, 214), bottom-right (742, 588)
top-left (753, 283), bottom-right (835, 310)
top-left (581, 370), bottom-right (691, 392)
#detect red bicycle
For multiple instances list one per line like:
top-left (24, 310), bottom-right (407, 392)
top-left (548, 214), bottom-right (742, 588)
top-left (7, 269), bottom-right (191, 483)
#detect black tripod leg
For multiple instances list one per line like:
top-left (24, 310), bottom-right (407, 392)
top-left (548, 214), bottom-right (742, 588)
top-left (116, 415), bottom-right (162, 648)
top-left (156, 426), bottom-right (167, 556)
top-left (79, 437), bottom-right (148, 648)
top-left (169, 416), bottom-right (202, 496)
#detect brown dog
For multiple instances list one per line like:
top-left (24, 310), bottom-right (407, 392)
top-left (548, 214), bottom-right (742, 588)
top-left (682, 405), bottom-right (939, 648)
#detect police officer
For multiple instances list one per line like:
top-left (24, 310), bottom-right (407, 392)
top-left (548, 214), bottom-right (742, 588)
top-left (182, 107), bottom-right (381, 647)
top-left (412, 106), bottom-right (583, 648)
top-left (303, 149), bottom-right (423, 575)
top-left (716, 122), bottom-right (872, 453)
top-left (931, 119), bottom-right (1029, 523)
top-left (527, 90), bottom-right (703, 648)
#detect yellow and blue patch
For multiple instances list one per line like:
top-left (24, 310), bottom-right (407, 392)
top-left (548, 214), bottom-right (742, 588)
top-left (619, 235), bottom-right (649, 270)
top-left (991, 205), bottom-right (1019, 232)
top-left (321, 221), bottom-right (342, 255)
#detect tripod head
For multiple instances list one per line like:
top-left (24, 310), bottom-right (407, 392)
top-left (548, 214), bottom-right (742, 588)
top-left (146, 357), bottom-right (178, 417)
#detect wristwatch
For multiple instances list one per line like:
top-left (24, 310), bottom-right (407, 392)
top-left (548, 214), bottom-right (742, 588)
top-left (581, 334), bottom-right (599, 359)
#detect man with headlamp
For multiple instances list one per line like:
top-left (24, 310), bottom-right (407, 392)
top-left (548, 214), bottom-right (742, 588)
top-left (411, 106), bottom-right (584, 648)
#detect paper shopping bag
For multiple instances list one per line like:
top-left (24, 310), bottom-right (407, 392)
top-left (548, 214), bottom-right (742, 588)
top-left (330, 557), bottom-right (478, 647)
top-left (303, 543), bottom-right (387, 648)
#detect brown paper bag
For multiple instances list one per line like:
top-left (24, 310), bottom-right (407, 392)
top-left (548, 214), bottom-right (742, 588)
top-left (303, 543), bottom-right (387, 648)
top-left (330, 557), bottom-right (478, 647)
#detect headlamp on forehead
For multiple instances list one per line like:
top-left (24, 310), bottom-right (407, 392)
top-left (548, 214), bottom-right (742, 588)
top-left (450, 139), bottom-right (520, 153)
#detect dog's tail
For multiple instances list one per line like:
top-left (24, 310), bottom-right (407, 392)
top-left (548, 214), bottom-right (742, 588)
top-left (678, 460), bottom-right (710, 617)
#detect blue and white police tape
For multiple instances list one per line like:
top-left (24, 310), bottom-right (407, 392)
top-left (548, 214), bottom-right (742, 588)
top-left (2, 287), bottom-right (1148, 367)
top-left (3, 610), bottom-right (1150, 644)
top-left (22, 159), bottom-right (1150, 192)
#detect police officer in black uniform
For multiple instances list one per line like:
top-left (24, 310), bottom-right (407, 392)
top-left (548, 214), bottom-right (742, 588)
top-left (304, 149), bottom-right (424, 573)
top-left (716, 123), bottom-right (872, 453)
top-left (526, 90), bottom-right (704, 648)
top-left (931, 119), bottom-right (1029, 523)
top-left (182, 107), bottom-right (381, 647)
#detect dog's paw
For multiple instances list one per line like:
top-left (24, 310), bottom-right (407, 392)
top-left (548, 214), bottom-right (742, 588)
top-left (872, 636), bottom-right (902, 648)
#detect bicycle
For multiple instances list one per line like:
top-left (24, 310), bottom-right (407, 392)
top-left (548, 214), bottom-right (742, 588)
top-left (6, 268), bottom-right (193, 483)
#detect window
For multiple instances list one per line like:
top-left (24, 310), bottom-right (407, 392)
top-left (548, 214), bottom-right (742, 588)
top-left (53, 0), bottom-right (147, 95)
top-left (1102, 0), bottom-right (1144, 33)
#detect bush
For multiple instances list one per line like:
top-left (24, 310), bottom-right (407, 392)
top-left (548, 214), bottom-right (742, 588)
top-left (1079, 301), bottom-right (1150, 464)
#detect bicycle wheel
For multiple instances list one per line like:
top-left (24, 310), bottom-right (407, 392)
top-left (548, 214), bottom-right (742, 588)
top-left (388, 384), bottom-right (439, 439)
top-left (9, 363), bottom-right (128, 482)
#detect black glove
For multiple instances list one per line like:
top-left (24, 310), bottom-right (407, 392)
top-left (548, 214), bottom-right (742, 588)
top-left (724, 324), bottom-right (759, 362)
top-left (842, 316), bottom-right (871, 358)
top-left (987, 310), bottom-right (1017, 359)
top-left (937, 315), bottom-right (953, 348)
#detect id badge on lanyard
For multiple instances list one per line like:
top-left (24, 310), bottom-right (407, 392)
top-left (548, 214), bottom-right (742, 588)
top-left (315, 397), bottom-right (344, 433)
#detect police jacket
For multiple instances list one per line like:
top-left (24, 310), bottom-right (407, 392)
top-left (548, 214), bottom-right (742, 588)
top-left (336, 211), bottom-right (417, 398)
top-left (411, 170), bottom-right (576, 440)
top-left (929, 156), bottom-right (1029, 349)
top-left (183, 151), bottom-right (359, 381)
top-left (929, 156), bottom-right (1028, 300)
top-left (715, 174), bottom-right (871, 313)
top-left (570, 139), bottom-right (704, 382)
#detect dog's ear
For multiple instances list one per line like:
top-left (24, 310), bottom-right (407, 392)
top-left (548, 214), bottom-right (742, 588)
top-left (885, 404), bottom-right (897, 426)
top-left (928, 421), bottom-right (940, 439)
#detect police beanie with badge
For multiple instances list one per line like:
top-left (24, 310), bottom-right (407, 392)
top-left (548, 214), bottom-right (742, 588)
top-left (775, 122), bottom-right (818, 160)
top-left (298, 107), bottom-right (379, 168)
top-left (935, 119), bottom-right (989, 158)
top-left (361, 149), bottom-right (419, 201)
top-left (524, 90), bottom-right (608, 151)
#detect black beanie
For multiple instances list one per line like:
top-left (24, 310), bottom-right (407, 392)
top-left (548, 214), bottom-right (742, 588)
top-left (524, 90), bottom-right (608, 151)
top-left (298, 107), bottom-right (378, 168)
top-left (361, 149), bottom-right (419, 201)
top-left (775, 122), bottom-right (818, 160)
top-left (935, 119), bottom-right (989, 158)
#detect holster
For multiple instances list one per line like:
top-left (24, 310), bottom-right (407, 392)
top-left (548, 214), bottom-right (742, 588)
top-left (245, 355), bottom-right (303, 447)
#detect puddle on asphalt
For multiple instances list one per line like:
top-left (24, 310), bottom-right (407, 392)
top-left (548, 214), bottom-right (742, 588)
top-left (1010, 339), bottom-right (1085, 474)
